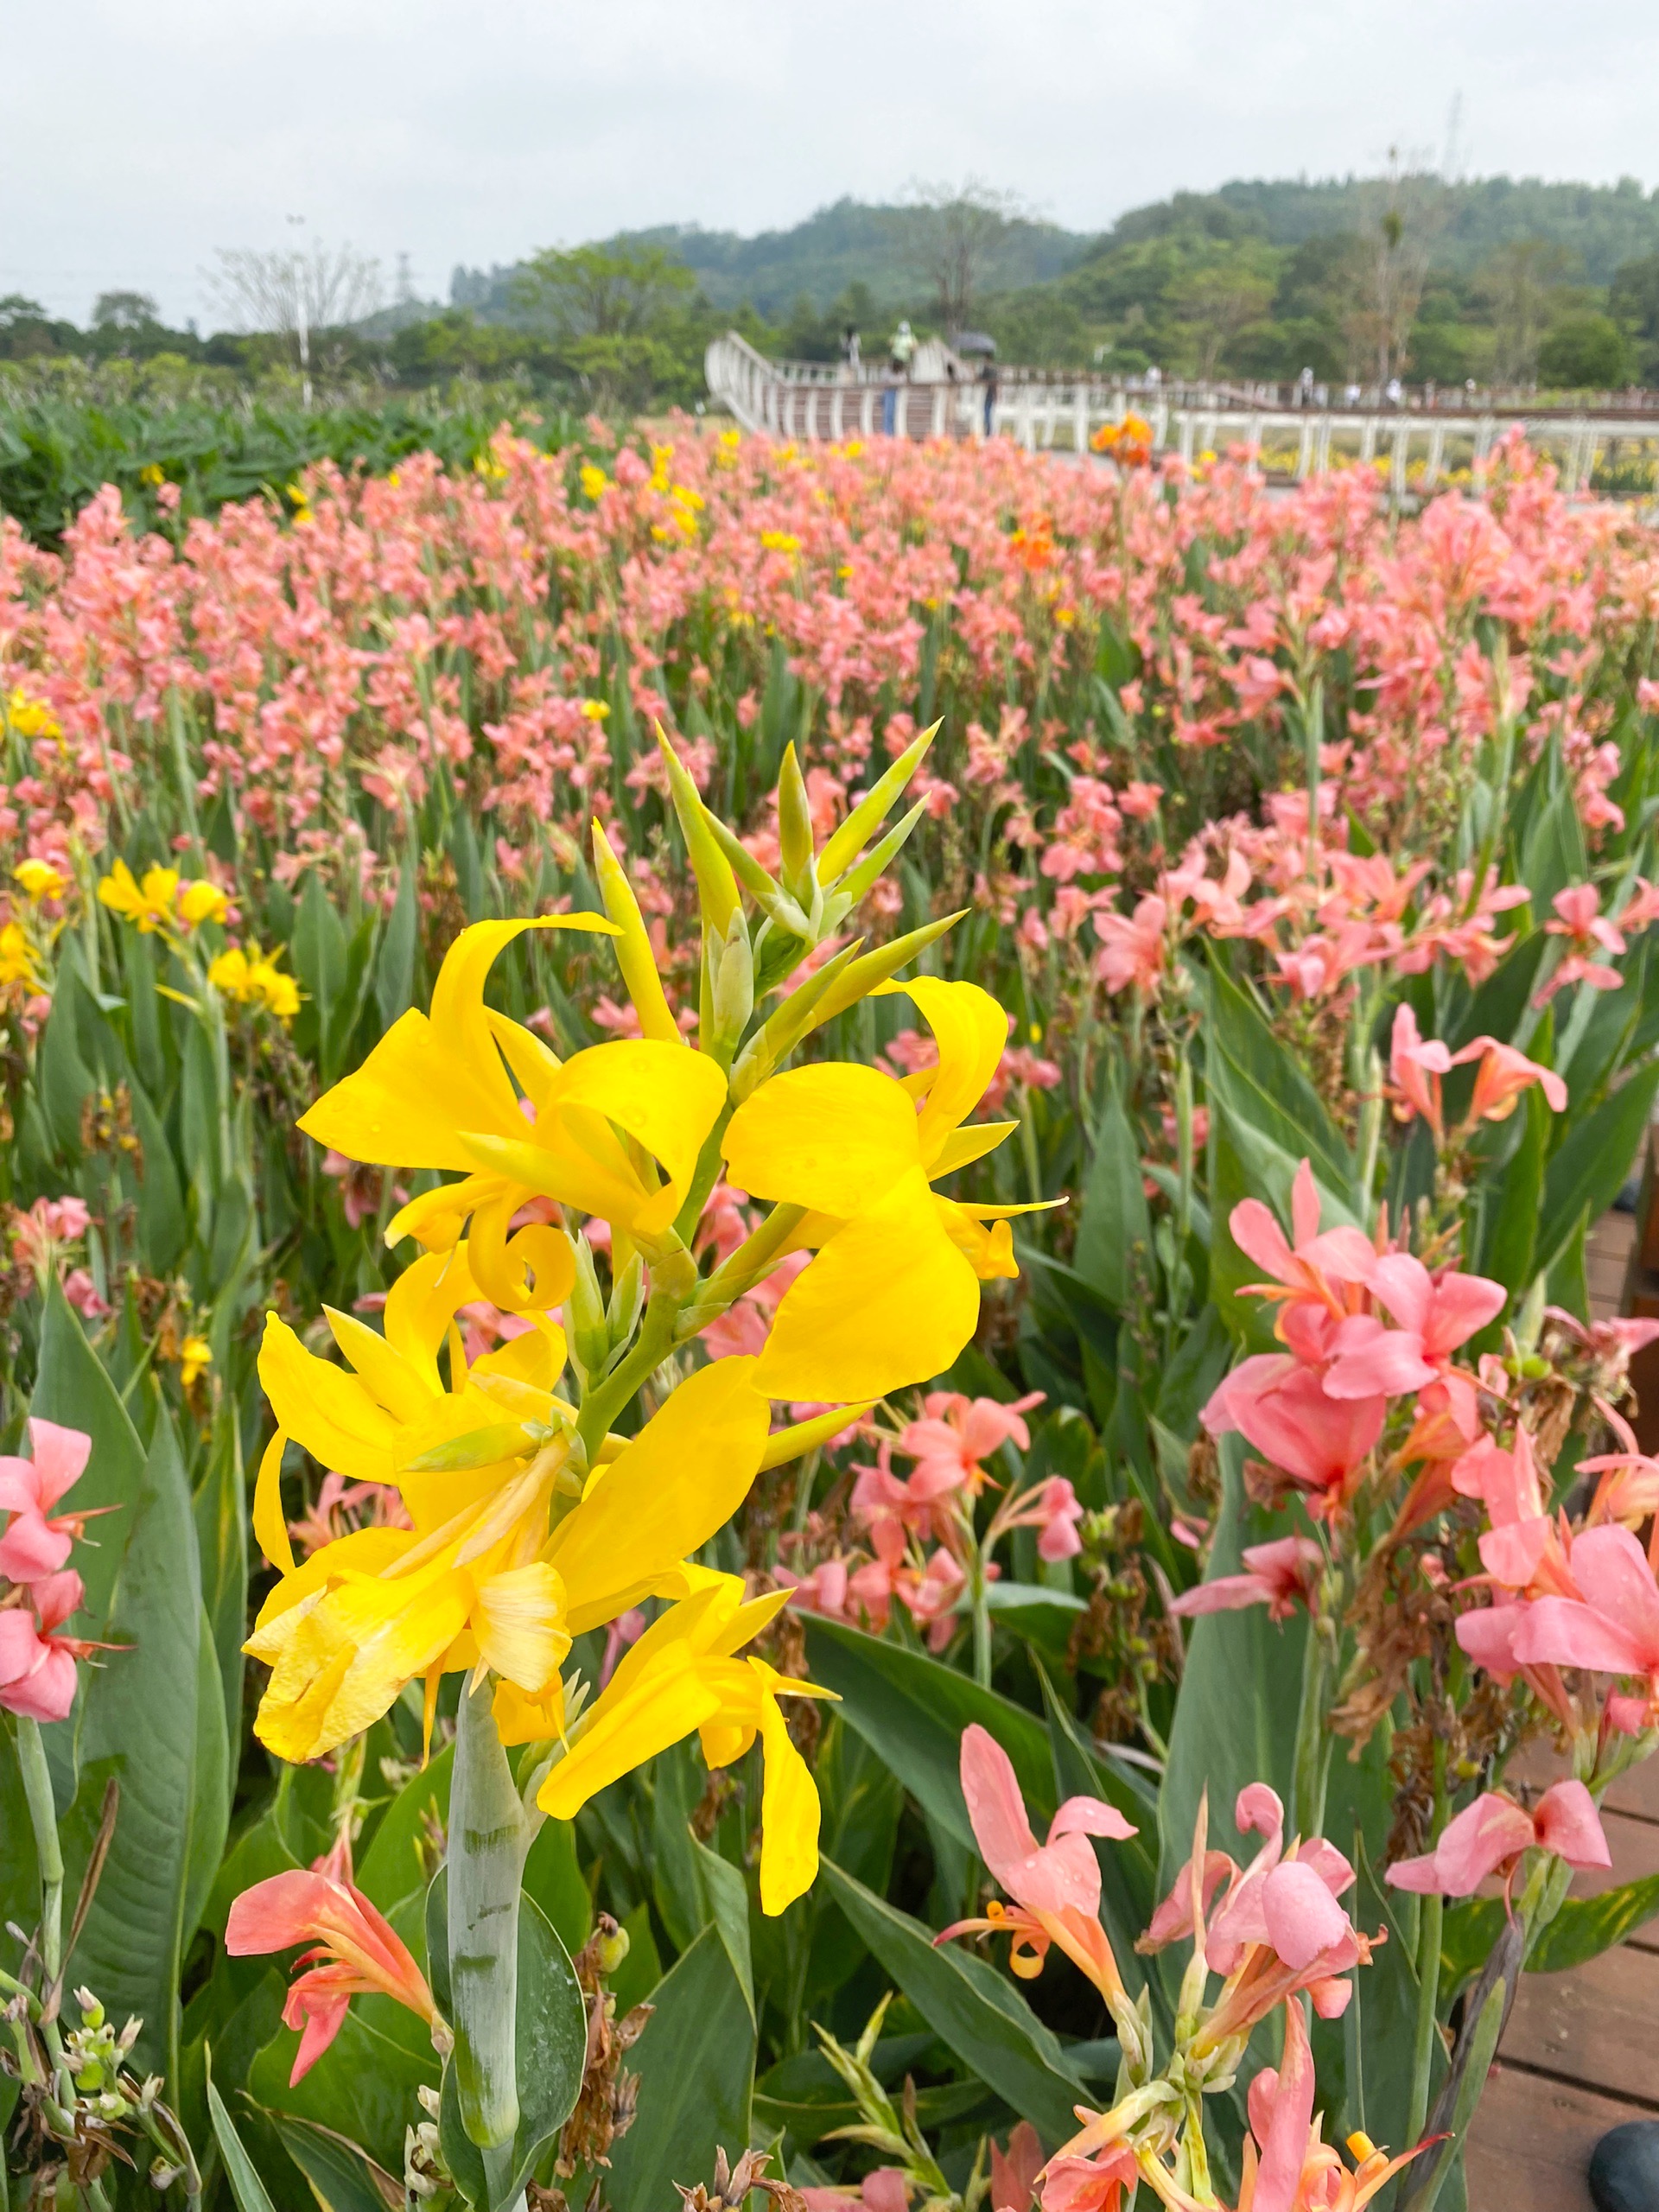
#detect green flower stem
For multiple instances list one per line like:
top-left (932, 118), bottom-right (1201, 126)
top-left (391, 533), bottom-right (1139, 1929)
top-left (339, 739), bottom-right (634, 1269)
top-left (1290, 1603), bottom-right (1334, 1843)
top-left (449, 1679), bottom-right (528, 2159)
top-left (969, 1542), bottom-right (993, 1690)
top-left (1406, 1735), bottom-right (1449, 2152)
top-left (575, 1243), bottom-right (697, 1456)
top-left (16, 1716), bottom-right (63, 1989)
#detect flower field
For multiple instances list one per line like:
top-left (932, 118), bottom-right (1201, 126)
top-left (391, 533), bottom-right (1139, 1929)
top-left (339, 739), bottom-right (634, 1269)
top-left (3, 422), bottom-right (1659, 2209)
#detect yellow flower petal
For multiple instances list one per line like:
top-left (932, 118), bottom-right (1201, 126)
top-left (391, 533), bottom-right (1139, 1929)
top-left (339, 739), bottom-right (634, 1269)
top-left (257, 1313), bottom-right (400, 1481)
top-left (755, 1165), bottom-right (981, 1402)
top-left (253, 1428), bottom-right (295, 1573)
top-left (466, 1184), bottom-right (575, 1313)
top-left (723, 1062), bottom-right (920, 1217)
top-left (756, 1669), bottom-right (821, 1914)
top-left (929, 1119), bottom-right (1019, 1175)
top-left (592, 821), bottom-right (682, 1045)
top-left (323, 1306), bottom-right (435, 1426)
top-left (299, 1008), bottom-right (521, 1169)
top-left (876, 976), bottom-right (1008, 1167)
top-left (548, 1357), bottom-right (769, 1632)
top-left (537, 1643), bottom-right (721, 1818)
top-left (471, 1561), bottom-right (569, 1691)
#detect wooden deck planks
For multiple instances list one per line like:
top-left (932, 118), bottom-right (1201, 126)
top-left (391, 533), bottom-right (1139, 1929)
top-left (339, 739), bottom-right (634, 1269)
top-left (1462, 1207), bottom-right (1659, 2207)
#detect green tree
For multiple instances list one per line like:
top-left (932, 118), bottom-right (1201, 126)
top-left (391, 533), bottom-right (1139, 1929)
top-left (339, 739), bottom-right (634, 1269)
top-left (1538, 310), bottom-right (1630, 388)
top-left (513, 243), bottom-right (696, 411)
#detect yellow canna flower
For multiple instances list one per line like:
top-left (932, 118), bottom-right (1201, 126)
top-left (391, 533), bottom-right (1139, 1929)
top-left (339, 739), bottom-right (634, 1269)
top-left (534, 1574), bottom-right (834, 1914)
top-left (12, 857), bottom-right (66, 902)
top-left (580, 699), bottom-right (609, 721)
top-left (180, 1335), bottom-right (213, 1389)
top-left (177, 877), bottom-right (229, 929)
top-left (0, 922), bottom-right (45, 991)
top-left (6, 689), bottom-right (61, 741)
top-left (99, 859), bottom-right (181, 932)
top-left (246, 1249), bottom-right (772, 1764)
top-left (211, 943), bottom-right (301, 1021)
top-left (579, 464), bottom-right (608, 503)
top-left (300, 918), bottom-right (727, 1274)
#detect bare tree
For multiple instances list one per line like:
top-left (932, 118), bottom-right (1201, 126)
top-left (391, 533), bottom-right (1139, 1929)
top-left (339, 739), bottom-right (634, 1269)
top-left (1356, 149), bottom-right (1444, 386)
top-left (906, 178), bottom-right (1025, 340)
top-left (1481, 239), bottom-right (1572, 385)
top-left (207, 240), bottom-right (383, 402)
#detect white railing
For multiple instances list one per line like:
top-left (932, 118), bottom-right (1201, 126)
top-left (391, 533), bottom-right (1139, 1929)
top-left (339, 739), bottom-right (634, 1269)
top-left (704, 333), bottom-right (1659, 496)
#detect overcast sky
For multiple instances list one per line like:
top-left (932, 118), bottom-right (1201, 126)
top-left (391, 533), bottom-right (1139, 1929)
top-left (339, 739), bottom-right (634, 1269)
top-left (8, 0), bottom-right (1659, 327)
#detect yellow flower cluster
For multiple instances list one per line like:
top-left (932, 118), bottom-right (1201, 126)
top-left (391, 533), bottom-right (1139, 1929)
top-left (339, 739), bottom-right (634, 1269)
top-left (98, 860), bottom-right (228, 935)
top-left (249, 732), bottom-right (1042, 1914)
top-left (209, 944), bottom-right (301, 1022)
top-left (5, 688), bottom-right (61, 742)
top-left (13, 858), bottom-right (67, 902)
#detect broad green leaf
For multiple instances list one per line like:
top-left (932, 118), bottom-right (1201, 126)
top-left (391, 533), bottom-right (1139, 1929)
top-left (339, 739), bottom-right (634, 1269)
top-left (54, 1411), bottom-right (218, 2092)
top-left (604, 1923), bottom-right (755, 2212)
top-left (1158, 1437), bottom-right (1303, 1897)
top-left (1444, 1869), bottom-right (1659, 1983)
top-left (817, 1859), bottom-right (1090, 2141)
top-left (376, 855), bottom-right (420, 1030)
top-left (1474, 1077), bottom-right (1548, 1296)
top-left (207, 2047), bottom-right (280, 2212)
top-left (193, 1408), bottom-right (248, 1791)
top-left (803, 1617), bottom-right (1054, 1855)
top-left (1536, 1059), bottom-right (1659, 1277)
top-left (31, 1274), bottom-right (147, 1633)
top-left (1206, 957), bottom-right (1354, 1200)
top-left (1071, 1084), bottom-right (1150, 1311)
top-left (438, 1890), bottom-right (587, 2212)
top-left (127, 1075), bottom-right (188, 1274)
top-left (358, 1740), bottom-right (453, 1910)
top-left (268, 2113), bottom-right (404, 2212)
top-left (1519, 782), bottom-right (1588, 923)
top-left (523, 1815), bottom-right (592, 1959)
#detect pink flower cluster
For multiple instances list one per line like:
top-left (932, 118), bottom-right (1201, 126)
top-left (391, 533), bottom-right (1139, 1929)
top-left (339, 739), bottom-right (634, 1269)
top-left (0, 1417), bottom-right (103, 1721)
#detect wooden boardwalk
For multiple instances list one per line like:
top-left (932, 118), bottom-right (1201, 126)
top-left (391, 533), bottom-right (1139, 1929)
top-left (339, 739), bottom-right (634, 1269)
top-left (1465, 1208), bottom-right (1657, 2208)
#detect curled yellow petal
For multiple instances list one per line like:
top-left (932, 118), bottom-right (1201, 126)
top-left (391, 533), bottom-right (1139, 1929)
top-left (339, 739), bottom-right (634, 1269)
top-left (875, 976), bottom-right (1008, 1168)
top-left (253, 1428), bottom-right (294, 1574)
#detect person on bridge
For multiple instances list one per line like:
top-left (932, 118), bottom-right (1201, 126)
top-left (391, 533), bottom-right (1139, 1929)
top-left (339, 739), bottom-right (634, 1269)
top-left (889, 320), bottom-right (917, 376)
top-left (842, 325), bottom-right (861, 377)
top-left (979, 357), bottom-right (999, 437)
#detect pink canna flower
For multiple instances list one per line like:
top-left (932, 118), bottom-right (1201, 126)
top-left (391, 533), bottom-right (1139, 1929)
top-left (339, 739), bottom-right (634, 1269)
top-left (1458, 1035), bottom-right (1567, 1123)
top-left (1228, 1159), bottom-right (1375, 1330)
top-left (1035, 2146), bottom-right (1138, 2212)
top-left (0, 1417), bottom-right (93, 1580)
top-left (1512, 1523), bottom-right (1659, 1732)
top-left (1579, 1408), bottom-right (1659, 1530)
top-left (1167, 1535), bottom-right (1324, 1623)
top-left (1202, 1357), bottom-right (1387, 1519)
top-left (0, 1570), bottom-right (101, 1722)
top-left (1451, 1427), bottom-right (1574, 1597)
top-left (1536, 883), bottom-right (1626, 1002)
top-left (1322, 1253), bottom-right (1505, 1401)
top-left (957, 1722), bottom-right (1136, 1918)
top-left (1242, 1997), bottom-right (1427, 2212)
top-left (1386, 1004), bottom-right (1453, 1139)
top-left (1093, 894), bottom-right (1166, 995)
top-left (897, 1390), bottom-right (1046, 1493)
top-left (989, 2121), bottom-right (1045, 2212)
top-left (225, 1828), bottom-right (442, 2083)
top-left (1386, 1779), bottom-right (1609, 1897)
top-left (998, 1475), bottom-right (1086, 1561)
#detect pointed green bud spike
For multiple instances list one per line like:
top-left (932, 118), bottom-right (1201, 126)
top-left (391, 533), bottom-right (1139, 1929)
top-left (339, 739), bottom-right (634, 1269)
top-left (834, 794), bottom-right (930, 910)
top-left (654, 722), bottom-right (741, 931)
top-left (711, 908), bottom-right (755, 1047)
top-left (810, 910), bottom-right (965, 1028)
top-left (777, 741), bottom-right (815, 895)
top-left (700, 806), bottom-right (811, 937)
top-left (591, 818), bottom-right (681, 1044)
top-left (728, 937), bottom-right (867, 1103)
top-left (817, 720), bottom-right (940, 886)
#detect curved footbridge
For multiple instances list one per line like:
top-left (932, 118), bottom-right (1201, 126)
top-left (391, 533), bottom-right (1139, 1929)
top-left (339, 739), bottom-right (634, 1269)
top-left (706, 331), bottom-right (1659, 499)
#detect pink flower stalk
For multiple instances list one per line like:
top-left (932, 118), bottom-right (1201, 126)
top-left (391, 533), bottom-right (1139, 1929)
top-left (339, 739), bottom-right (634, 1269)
top-left (1455, 1599), bottom-right (1581, 1736)
top-left (1536, 883), bottom-right (1626, 1002)
top-left (1451, 1427), bottom-right (1575, 1597)
top-left (897, 1390), bottom-right (1046, 1493)
top-left (10, 1196), bottom-right (92, 1273)
top-left (0, 1417), bottom-right (93, 1580)
top-left (1512, 1522), bottom-right (1659, 1732)
top-left (225, 1828), bottom-right (441, 2083)
top-left (1387, 1779), bottom-right (1609, 1897)
top-left (1094, 894), bottom-right (1166, 995)
top-left (1386, 1006), bottom-right (1566, 1141)
top-left (0, 1571), bottom-right (99, 1722)
top-left (997, 1475), bottom-right (1086, 1561)
top-left (938, 1726), bottom-right (1137, 2013)
top-left (1167, 1535), bottom-right (1324, 1623)
top-left (1322, 1253), bottom-right (1505, 1401)
top-left (1238, 1159), bottom-right (1380, 1327)
top-left (1240, 1998), bottom-right (1427, 2212)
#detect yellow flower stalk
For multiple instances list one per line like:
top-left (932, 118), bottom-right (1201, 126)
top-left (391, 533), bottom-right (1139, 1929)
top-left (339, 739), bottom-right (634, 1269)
top-left (534, 1575), bottom-right (834, 1914)
top-left (246, 1244), bottom-right (775, 1766)
top-left (98, 859), bottom-right (226, 935)
top-left (12, 858), bottom-right (66, 902)
top-left (721, 976), bottom-right (1051, 1400)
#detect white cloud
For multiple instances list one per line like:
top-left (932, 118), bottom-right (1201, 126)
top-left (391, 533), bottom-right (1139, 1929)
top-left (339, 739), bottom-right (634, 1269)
top-left (5, 0), bottom-right (1657, 323)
